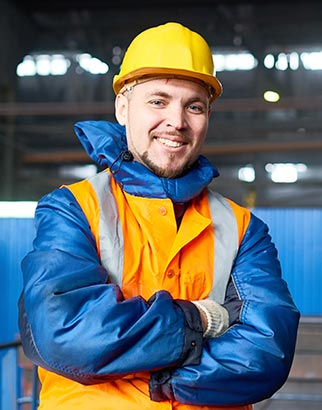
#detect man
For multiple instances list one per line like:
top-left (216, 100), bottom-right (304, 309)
top-left (18, 22), bottom-right (299, 410)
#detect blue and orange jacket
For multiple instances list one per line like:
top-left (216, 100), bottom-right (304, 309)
top-left (18, 121), bottom-right (300, 410)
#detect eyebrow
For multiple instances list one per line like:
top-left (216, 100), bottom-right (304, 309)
top-left (145, 90), bottom-right (171, 99)
top-left (145, 90), bottom-right (209, 105)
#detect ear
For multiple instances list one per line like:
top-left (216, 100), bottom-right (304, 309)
top-left (115, 94), bottom-right (128, 126)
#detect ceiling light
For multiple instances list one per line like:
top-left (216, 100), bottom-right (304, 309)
top-left (265, 163), bottom-right (307, 183)
top-left (212, 52), bottom-right (257, 72)
top-left (264, 54), bottom-right (275, 69)
top-left (16, 56), bottom-right (36, 76)
top-left (301, 51), bottom-right (322, 70)
top-left (58, 165), bottom-right (97, 179)
top-left (275, 53), bottom-right (288, 71)
top-left (77, 53), bottom-right (109, 75)
top-left (263, 90), bottom-right (280, 103)
top-left (238, 165), bottom-right (255, 182)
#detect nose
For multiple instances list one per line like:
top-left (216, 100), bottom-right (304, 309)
top-left (166, 105), bottom-right (187, 130)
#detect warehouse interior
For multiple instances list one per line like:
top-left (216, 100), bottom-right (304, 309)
top-left (1, 0), bottom-right (322, 409)
top-left (1, 0), bottom-right (322, 207)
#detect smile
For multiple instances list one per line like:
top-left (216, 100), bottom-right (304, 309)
top-left (157, 137), bottom-right (185, 148)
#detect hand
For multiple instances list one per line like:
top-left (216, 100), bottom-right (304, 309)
top-left (192, 299), bottom-right (230, 338)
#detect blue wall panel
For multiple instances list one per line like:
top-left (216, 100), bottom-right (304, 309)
top-left (0, 209), bottom-right (321, 344)
top-left (253, 208), bottom-right (322, 316)
top-left (0, 218), bottom-right (35, 343)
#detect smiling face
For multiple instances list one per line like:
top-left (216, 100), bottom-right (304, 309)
top-left (115, 78), bottom-right (211, 178)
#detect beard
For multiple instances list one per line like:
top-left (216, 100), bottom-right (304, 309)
top-left (139, 151), bottom-right (194, 178)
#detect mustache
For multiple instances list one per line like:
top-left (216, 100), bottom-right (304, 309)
top-left (150, 130), bottom-right (189, 141)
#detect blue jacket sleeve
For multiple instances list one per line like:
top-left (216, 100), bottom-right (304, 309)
top-left (18, 187), bottom-right (203, 384)
top-left (150, 213), bottom-right (300, 405)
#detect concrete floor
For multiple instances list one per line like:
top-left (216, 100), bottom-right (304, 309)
top-left (255, 399), bottom-right (322, 410)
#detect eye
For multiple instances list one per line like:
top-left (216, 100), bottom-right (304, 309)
top-left (149, 99), bottom-right (166, 107)
top-left (187, 103), bottom-right (205, 113)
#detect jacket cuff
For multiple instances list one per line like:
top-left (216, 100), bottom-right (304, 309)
top-left (149, 369), bottom-right (174, 402)
top-left (149, 300), bottom-right (203, 402)
top-left (174, 299), bottom-right (204, 366)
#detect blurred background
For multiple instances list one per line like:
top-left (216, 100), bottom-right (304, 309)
top-left (1, 0), bottom-right (322, 207)
top-left (0, 0), bottom-right (321, 409)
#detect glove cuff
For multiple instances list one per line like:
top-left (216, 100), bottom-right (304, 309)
top-left (192, 299), bottom-right (229, 338)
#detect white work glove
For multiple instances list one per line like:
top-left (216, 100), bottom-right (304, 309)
top-left (192, 299), bottom-right (229, 338)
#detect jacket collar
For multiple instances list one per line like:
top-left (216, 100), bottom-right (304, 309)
top-left (74, 120), bottom-right (219, 203)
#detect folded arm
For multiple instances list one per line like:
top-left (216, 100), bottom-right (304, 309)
top-left (150, 214), bottom-right (300, 405)
top-left (18, 187), bottom-right (204, 384)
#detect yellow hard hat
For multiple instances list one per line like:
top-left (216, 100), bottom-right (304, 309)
top-left (113, 22), bottom-right (223, 101)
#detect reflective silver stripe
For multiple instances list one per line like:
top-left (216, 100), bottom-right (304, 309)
top-left (88, 172), bottom-right (238, 301)
top-left (207, 189), bottom-right (239, 304)
top-left (89, 171), bottom-right (124, 286)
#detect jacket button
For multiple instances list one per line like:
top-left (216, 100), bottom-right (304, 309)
top-left (159, 206), bottom-right (167, 216)
top-left (167, 269), bottom-right (175, 278)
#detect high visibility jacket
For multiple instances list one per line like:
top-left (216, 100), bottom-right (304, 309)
top-left (18, 121), bottom-right (300, 410)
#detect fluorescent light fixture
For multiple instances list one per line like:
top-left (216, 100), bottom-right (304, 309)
top-left (77, 53), bottom-right (109, 74)
top-left (58, 164), bottom-right (97, 179)
top-left (17, 54), bottom-right (70, 77)
top-left (265, 163), bottom-right (307, 183)
top-left (301, 51), bottom-right (322, 70)
top-left (275, 53), bottom-right (288, 71)
top-left (0, 202), bottom-right (37, 218)
top-left (50, 54), bottom-right (71, 75)
top-left (17, 52), bottom-right (108, 77)
top-left (16, 56), bottom-right (37, 76)
top-left (264, 54), bottom-right (275, 69)
top-left (17, 49), bottom-right (322, 77)
top-left (213, 52), bottom-right (257, 72)
top-left (238, 165), bottom-right (255, 182)
top-left (289, 52), bottom-right (300, 70)
top-left (264, 50), bottom-right (322, 71)
top-left (36, 55), bottom-right (51, 76)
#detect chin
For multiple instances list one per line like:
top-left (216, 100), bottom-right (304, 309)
top-left (155, 166), bottom-right (187, 179)
top-left (140, 152), bottom-right (190, 178)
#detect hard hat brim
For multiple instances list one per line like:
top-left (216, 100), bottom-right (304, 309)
top-left (113, 67), bottom-right (223, 102)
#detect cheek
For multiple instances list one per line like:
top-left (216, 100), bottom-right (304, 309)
top-left (126, 116), bottom-right (150, 152)
top-left (128, 109), bottom-right (161, 140)
top-left (194, 123), bottom-right (208, 146)
top-left (128, 104), bottom-right (151, 130)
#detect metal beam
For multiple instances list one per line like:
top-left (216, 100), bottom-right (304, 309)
top-left (0, 97), bottom-right (321, 117)
top-left (21, 139), bottom-right (322, 164)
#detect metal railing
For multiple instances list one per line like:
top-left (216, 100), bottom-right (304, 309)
top-left (0, 340), bottom-right (39, 410)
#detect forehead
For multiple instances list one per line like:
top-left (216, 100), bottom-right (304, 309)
top-left (133, 77), bottom-right (210, 101)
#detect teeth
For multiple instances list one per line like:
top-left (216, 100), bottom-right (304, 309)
top-left (158, 137), bottom-right (183, 148)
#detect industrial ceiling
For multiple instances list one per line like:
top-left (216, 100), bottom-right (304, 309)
top-left (1, 0), bottom-right (322, 207)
